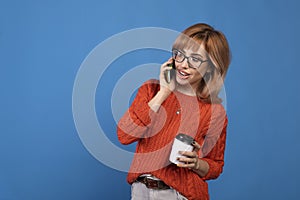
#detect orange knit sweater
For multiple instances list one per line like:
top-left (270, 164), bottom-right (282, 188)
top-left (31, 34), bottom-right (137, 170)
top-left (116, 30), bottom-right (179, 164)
top-left (117, 79), bottom-right (228, 200)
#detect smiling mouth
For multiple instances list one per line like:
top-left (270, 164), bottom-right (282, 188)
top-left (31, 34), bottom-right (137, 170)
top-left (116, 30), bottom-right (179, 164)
top-left (177, 70), bottom-right (190, 79)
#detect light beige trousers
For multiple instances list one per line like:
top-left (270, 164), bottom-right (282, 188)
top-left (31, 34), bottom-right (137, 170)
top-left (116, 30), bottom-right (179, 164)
top-left (131, 182), bottom-right (187, 200)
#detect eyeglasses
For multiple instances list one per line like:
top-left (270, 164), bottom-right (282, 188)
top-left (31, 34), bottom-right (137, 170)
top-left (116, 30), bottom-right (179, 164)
top-left (172, 49), bottom-right (208, 69)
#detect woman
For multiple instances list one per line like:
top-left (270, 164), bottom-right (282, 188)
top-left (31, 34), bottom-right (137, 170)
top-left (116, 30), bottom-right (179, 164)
top-left (117, 23), bottom-right (231, 200)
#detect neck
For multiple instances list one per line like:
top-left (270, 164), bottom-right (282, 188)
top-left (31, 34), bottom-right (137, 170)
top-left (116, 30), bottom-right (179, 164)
top-left (175, 84), bottom-right (197, 96)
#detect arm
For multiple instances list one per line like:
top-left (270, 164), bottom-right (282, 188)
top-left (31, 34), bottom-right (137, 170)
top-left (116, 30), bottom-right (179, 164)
top-left (117, 81), bottom-right (157, 145)
top-left (199, 123), bottom-right (227, 180)
top-left (148, 58), bottom-right (176, 112)
top-left (177, 104), bottom-right (228, 179)
top-left (117, 59), bottom-right (175, 145)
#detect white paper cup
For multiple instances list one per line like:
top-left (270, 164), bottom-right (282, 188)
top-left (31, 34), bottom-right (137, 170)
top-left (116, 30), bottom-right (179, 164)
top-left (169, 133), bottom-right (194, 164)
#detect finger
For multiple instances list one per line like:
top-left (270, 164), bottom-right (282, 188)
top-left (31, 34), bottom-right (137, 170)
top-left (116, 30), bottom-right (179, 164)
top-left (177, 156), bottom-right (196, 163)
top-left (161, 64), bottom-right (172, 75)
top-left (176, 158), bottom-right (197, 168)
top-left (163, 65), bottom-right (173, 72)
top-left (167, 57), bottom-right (173, 63)
top-left (192, 141), bottom-right (201, 152)
top-left (179, 151), bottom-right (197, 158)
top-left (177, 162), bottom-right (196, 168)
top-left (162, 58), bottom-right (174, 67)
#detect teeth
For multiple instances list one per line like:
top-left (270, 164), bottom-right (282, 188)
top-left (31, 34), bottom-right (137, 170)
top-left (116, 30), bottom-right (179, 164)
top-left (179, 71), bottom-right (188, 76)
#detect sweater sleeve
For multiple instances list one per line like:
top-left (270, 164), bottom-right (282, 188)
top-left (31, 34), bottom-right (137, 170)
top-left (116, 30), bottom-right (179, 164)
top-left (200, 104), bottom-right (228, 180)
top-left (117, 80), bottom-right (159, 145)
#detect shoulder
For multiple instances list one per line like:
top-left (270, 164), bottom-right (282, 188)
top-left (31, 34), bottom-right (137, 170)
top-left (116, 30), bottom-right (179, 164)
top-left (200, 100), bottom-right (226, 112)
top-left (200, 101), bottom-right (227, 121)
top-left (211, 103), bottom-right (226, 115)
top-left (143, 79), bottom-right (160, 87)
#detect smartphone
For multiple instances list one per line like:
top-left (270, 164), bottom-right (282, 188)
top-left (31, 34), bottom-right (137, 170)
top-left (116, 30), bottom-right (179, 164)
top-left (164, 59), bottom-right (176, 83)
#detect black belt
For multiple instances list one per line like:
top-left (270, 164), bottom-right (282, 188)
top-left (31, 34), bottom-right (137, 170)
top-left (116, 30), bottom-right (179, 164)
top-left (136, 176), bottom-right (170, 190)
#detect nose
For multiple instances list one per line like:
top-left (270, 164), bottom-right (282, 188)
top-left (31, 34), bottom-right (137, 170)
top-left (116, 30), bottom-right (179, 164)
top-left (180, 58), bottom-right (189, 69)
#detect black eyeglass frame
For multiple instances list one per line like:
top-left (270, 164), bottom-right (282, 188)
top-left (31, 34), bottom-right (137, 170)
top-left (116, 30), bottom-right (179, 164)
top-left (172, 49), bottom-right (209, 69)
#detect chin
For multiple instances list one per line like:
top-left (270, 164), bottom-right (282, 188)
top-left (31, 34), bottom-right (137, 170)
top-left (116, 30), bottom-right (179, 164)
top-left (176, 76), bottom-right (191, 86)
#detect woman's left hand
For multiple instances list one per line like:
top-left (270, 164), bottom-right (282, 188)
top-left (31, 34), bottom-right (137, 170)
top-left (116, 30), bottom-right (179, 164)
top-left (177, 141), bottom-right (201, 170)
top-left (177, 141), bottom-right (209, 177)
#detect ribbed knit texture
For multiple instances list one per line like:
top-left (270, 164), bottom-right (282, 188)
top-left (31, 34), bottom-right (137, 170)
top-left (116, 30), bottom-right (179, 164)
top-left (117, 79), bottom-right (228, 200)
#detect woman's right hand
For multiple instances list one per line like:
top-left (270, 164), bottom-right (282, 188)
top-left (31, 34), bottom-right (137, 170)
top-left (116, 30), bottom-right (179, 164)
top-left (159, 58), bottom-right (176, 95)
top-left (148, 58), bottom-right (176, 112)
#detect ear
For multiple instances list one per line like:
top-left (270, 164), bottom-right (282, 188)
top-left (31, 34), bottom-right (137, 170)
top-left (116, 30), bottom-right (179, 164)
top-left (203, 72), bottom-right (212, 82)
top-left (204, 61), bottom-right (213, 74)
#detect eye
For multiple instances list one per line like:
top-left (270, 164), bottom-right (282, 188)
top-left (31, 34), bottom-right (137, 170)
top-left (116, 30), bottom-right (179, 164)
top-left (176, 51), bottom-right (184, 58)
top-left (191, 57), bottom-right (201, 63)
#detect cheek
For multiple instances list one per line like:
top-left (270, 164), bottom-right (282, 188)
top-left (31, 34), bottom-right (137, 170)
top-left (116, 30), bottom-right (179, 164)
top-left (192, 70), bottom-right (204, 80)
top-left (194, 65), bottom-right (210, 79)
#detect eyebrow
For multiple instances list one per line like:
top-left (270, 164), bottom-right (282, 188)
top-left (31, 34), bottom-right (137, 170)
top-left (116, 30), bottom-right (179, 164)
top-left (180, 49), bottom-right (205, 58)
top-left (190, 53), bottom-right (204, 59)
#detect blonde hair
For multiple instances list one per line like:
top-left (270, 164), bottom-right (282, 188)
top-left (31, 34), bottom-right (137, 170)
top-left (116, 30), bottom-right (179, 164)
top-left (172, 23), bottom-right (231, 103)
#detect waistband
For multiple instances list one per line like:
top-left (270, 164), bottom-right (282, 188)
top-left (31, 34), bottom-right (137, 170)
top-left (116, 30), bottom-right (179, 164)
top-left (136, 175), bottom-right (170, 190)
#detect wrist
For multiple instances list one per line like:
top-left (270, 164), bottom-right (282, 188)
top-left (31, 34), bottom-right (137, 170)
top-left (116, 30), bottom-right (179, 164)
top-left (192, 158), bottom-right (209, 177)
top-left (148, 90), bottom-right (170, 112)
top-left (157, 89), bottom-right (171, 99)
top-left (193, 157), bottom-right (200, 171)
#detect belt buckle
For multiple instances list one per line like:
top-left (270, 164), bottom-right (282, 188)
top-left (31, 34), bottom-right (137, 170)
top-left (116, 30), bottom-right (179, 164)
top-left (144, 177), bottom-right (158, 189)
top-left (142, 177), bottom-right (168, 190)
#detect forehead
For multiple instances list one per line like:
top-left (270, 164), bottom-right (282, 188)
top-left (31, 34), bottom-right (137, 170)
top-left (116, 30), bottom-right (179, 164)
top-left (182, 45), bottom-right (207, 57)
top-left (173, 34), bottom-right (208, 56)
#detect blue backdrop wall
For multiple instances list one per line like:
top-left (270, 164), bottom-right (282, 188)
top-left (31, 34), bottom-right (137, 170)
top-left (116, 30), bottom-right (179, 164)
top-left (1, 0), bottom-right (300, 199)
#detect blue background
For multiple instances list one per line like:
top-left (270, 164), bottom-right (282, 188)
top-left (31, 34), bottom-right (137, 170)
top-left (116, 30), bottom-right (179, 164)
top-left (1, 0), bottom-right (300, 199)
